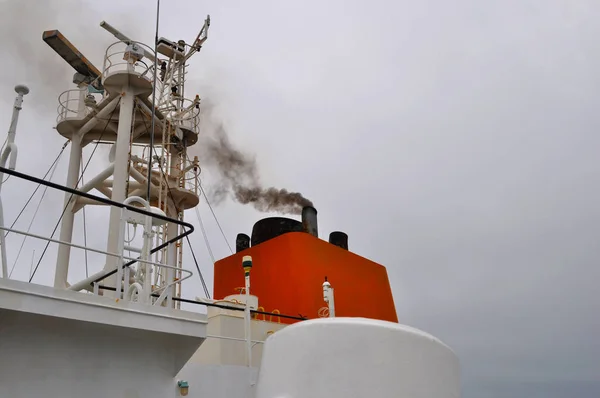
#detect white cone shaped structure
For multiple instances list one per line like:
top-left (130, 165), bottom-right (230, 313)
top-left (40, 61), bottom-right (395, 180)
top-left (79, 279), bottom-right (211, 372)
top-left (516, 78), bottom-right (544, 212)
top-left (256, 317), bottom-right (460, 398)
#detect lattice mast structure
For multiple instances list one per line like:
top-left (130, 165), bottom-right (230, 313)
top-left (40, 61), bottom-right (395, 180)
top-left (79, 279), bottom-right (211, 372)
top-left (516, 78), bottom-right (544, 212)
top-left (47, 17), bottom-right (210, 307)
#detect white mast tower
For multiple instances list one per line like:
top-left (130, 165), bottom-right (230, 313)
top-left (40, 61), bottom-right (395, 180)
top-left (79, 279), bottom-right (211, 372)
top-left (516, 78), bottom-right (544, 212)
top-left (48, 17), bottom-right (210, 305)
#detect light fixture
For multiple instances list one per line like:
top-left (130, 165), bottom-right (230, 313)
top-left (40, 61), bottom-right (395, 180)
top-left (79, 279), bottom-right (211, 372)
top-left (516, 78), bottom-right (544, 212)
top-left (177, 380), bottom-right (189, 396)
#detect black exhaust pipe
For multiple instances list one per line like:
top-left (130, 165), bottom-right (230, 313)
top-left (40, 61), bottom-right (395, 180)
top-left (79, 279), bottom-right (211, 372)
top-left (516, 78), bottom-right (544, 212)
top-left (236, 233), bottom-right (250, 252)
top-left (329, 231), bottom-right (348, 250)
top-left (301, 206), bottom-right (318, 238)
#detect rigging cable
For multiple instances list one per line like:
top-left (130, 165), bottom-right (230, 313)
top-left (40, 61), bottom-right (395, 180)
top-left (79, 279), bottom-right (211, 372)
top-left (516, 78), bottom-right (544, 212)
top-left (162, 160), bottom-right (211, 298)
top-left (139, 112), bottom-right (210, 298)
top-left (80, 156), bottom-right (89, 278)
top-left (193, 205), bottom-right (214, 298)
top-left (186, 218), bottom-right (210, 299)
top-left (197, 176), bottom-right (233, 253)
top-left (30, 106), bottom-right (119, 282)
top-left (194, 206), bottom-right (215, 265)
top-left (146, 0), bottom-right (160, 200)
top-left (4, 140), bottom-right (70, 238)
top-left (8, 149), bottom-right (63, 278)
top-left (193, 205), bottom-right (216, 299)
top-left (185, 153), bottom-right (232, 253)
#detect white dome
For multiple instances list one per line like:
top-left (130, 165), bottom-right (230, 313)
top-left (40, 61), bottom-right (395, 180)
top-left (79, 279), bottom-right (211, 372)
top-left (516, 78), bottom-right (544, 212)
top-left (255, 317), bottom-right (460, 398)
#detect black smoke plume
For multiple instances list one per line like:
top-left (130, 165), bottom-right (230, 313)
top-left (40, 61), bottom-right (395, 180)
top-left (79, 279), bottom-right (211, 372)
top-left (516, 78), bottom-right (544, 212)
top-left (191, 100), bottom-right (312, 215)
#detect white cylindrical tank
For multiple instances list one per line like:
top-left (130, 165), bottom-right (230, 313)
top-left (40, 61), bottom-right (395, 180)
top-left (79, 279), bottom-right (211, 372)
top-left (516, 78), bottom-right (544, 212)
top-left (255, 317), bottom-right (460, 398)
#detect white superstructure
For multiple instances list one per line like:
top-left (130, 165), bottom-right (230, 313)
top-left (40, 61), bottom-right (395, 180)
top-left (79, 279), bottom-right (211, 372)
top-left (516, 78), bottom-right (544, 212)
top-left (0, 7), bottom-right (461, 398)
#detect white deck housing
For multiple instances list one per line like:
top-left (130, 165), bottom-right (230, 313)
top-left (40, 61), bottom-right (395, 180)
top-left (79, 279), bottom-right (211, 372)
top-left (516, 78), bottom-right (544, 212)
top-left (255, 317), bottom-right (461, 398)
top-left (0, 278), bottom-right (207, 397)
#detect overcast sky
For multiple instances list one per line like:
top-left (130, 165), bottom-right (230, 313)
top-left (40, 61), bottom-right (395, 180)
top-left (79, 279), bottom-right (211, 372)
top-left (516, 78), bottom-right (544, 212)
top-left (0, 0), bottom-right (598, 396)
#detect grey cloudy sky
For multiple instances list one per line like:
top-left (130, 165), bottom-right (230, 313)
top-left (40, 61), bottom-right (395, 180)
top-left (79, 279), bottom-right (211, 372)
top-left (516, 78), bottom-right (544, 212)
top-left (0, 0), bottom-right (598, 397)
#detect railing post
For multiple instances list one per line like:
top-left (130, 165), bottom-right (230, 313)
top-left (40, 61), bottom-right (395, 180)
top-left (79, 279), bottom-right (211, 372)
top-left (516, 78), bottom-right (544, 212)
top-left (141, 211), bottom-right (154, 304)
top-left (123, 266), bottom-right (130, 301)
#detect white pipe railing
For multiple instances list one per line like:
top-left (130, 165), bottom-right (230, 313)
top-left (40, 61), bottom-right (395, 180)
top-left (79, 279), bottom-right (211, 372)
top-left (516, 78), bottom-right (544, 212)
top-left (0, 225), bottom-right (193, 299)
top-left (102, 40), bottom-right (156, 83)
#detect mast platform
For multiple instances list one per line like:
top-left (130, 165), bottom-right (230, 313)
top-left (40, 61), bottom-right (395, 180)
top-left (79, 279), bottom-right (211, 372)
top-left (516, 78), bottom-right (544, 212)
top-left (133, 163), bottom-right (201, 210)
top-left (55, 40), bottom-right (199, 147)
top-left (56, 93), bottom-right (166, 144)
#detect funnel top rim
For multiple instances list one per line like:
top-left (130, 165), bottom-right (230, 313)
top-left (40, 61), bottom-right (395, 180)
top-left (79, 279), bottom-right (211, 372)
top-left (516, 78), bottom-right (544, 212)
top-left (302, 205), bottom-right (317, 213)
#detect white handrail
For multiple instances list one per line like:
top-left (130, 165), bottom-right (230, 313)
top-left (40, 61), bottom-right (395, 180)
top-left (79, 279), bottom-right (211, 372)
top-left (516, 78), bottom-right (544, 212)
top-left (56, 89), bottom-right (81, 122)
top-left (0, 226), bottom-right (193, 292)
top-left (56, 87), bottom-right (104, 123)
top-left (102, 40), bottom-right (157, 84)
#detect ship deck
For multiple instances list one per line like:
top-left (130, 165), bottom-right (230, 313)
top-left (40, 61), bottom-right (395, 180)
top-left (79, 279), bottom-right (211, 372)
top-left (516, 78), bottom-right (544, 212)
top-left (0, 277), bottom-right (207, 336)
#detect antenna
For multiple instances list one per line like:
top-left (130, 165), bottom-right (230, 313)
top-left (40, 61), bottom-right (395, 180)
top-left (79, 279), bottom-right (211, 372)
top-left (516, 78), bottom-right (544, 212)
top-left (184, 15), bottom-right (210, 62)
top-left (99, 21), bottom-right (156, 62)
top-left (42, 30), bottom-right (102, 89)
top-left (0, 84), bottom-right (30, 279)
top-left (15, 85), bottom-right (29, 96)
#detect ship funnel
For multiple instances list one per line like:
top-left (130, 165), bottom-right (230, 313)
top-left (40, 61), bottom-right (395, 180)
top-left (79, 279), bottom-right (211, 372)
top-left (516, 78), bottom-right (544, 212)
top-left (236, 233), bottom-right (250, 252)
top-left (302, 206), bottom-right (318, 238)
top-left (329, 231), bottom-right (348, 250)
